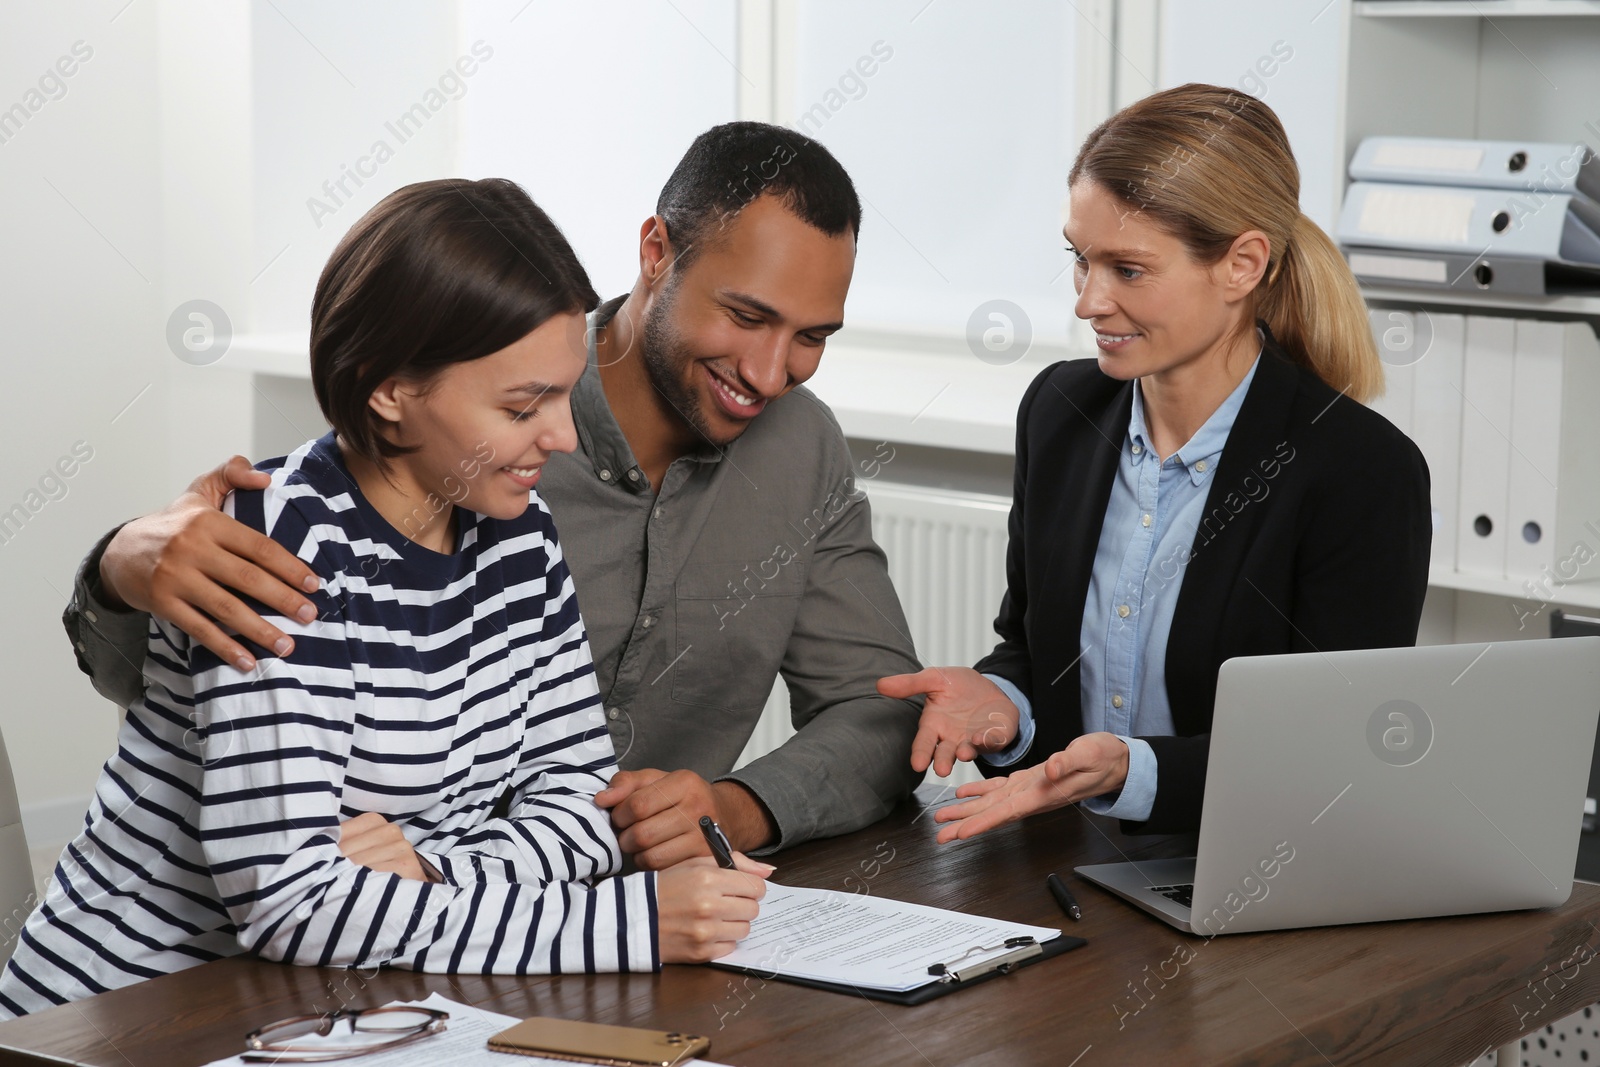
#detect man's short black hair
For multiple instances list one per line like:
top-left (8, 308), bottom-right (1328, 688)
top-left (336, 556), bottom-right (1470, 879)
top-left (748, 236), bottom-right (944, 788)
top-left (310, 178), bottom-right (598, 465)
top-left (655, 121), bottom-right (861, 269)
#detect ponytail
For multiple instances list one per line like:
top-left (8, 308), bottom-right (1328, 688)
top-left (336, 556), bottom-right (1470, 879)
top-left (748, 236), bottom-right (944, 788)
top-left (1069, 84), bottom-right (1383, 403)
top-left (1257, 212), bottom-right (1382, 403)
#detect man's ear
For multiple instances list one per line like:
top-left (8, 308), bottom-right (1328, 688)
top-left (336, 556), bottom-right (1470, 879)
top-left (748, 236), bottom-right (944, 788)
top-left (639, 215), bottom-right (674, 288)
top-left (367, 378), bottom-right (406, 427)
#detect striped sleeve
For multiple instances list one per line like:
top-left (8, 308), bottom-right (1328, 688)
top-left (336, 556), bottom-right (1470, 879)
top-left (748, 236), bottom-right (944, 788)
top-left (416, 510), bottom-right (629, 892)
top-left (196, 491), bottom-right (659, 975)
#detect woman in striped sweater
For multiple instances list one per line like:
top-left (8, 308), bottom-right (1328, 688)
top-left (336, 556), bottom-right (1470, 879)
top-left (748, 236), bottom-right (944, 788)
top-left (0, 179), bottom-right (768, 1017)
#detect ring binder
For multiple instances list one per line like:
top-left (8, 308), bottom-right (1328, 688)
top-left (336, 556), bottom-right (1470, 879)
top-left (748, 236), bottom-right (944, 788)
top-left (1338, 135), bottom-right (1600, 296)
top-left (1349, 137), bottom-right (1600, 202)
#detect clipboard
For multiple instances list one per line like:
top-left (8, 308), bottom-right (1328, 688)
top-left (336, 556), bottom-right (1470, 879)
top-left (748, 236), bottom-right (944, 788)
top-left (711, 932), bottom-right (1087, 1005)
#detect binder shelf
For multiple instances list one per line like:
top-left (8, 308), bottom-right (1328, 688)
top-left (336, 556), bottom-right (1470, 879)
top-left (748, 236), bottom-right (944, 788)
top-left (1368, 308), bottom-right (1600, 613)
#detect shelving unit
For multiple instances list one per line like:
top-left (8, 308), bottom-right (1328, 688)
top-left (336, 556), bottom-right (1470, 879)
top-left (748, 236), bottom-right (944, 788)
top-left (1430, 566), bottom-right (1600, 612)
top-left (1338, 2), bottom-right (1600, 641)
top-left (1361, 287), bottom-right (1600, 323)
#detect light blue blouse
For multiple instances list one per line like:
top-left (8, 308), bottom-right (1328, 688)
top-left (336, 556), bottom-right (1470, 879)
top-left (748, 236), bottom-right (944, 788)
top-left (983, 352), bottom-right (1261, 822)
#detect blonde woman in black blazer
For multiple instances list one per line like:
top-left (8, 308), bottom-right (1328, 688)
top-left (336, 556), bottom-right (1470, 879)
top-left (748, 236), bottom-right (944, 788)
top-left (880, 83), bottom-right (1431, 838)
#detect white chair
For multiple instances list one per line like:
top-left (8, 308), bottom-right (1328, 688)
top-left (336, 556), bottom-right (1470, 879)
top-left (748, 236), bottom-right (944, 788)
top-left (0, 728), bottom-right (37, 966)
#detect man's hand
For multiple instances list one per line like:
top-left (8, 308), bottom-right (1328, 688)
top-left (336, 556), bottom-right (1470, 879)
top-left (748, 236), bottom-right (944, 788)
top-left (99, 456), bottom-right (320, 671)
top-left (932, 733), bottom-right (1131, 844)
top-left (596, 769), bottom-right (779, 871)
top-left (338, 812), bottom-right (434, 882)
top-left (655, 855), bottom-right (770, 964)
top-left (877, 666), bottom-right (1021, 777)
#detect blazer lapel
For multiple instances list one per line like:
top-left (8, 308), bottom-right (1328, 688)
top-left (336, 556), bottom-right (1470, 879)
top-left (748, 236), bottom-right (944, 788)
top-left (1165, 341), bottom-right (1300, 733)
top-left (1032, 372), bottom-right (1133, 748)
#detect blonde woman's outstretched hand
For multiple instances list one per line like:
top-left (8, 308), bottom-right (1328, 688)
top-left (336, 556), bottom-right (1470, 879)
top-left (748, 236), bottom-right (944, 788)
top-left (878, 666), bottom-right (1021, 777)
top-left (932, 732), bottom-right (1131, 843)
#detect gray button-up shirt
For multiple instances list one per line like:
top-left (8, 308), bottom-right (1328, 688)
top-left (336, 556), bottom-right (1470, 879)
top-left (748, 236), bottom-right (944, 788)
top-left (65, 296), bottom-right (924, 851)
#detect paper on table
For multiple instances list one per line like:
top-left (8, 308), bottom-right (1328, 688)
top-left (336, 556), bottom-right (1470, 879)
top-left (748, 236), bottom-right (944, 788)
top-left (713, 884), bottom-right (1061, 993)
top-left (202, 991), bottom-right (730, 1067)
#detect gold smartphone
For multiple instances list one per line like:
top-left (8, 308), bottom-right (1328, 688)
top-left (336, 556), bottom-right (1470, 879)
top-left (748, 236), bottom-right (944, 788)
top-left (486, 1016), bottom-right (711, 1066)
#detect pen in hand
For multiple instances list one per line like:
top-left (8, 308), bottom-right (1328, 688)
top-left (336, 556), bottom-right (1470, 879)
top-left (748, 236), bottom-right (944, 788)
top-left (1047, 872), bottom-right (1082, 921)
top-left (699, 815), bottom-right (738, 870)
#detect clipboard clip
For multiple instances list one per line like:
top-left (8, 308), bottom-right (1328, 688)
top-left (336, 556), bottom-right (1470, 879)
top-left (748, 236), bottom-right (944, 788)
top-left (926, 936), bottom-right (1042, 984)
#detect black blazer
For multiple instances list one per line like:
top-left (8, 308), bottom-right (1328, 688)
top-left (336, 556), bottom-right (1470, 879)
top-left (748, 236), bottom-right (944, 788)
top-left (974, 325), bottom-right (1432, 835)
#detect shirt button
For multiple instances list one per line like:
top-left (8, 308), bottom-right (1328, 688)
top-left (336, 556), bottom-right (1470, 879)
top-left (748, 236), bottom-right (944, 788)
top-left (627, 469), bottom-right (640, 482)
top-left (1141, 514), bottom-right (1151, 528)
top-left (84, 609), bottom-right (99, 624)
top-left (653, 507), bottom-right (662, 520)
top-left (1196, 460), bottom-right (1209, 473)
top-left (76, 640), bottom-right (86, 652)
top-left (606, 707), bottom-right (620, 721)
top-left (599, 469), bottom-right (613, 481)
top-left (1117, 604), bottom-right (1130, 618)
top-left (641, 616), bottom-right (655, 629)
top-left (1112, 694), bottom-right (1124, 709)
top-left (1131, 445), bottom-right (1142, 455)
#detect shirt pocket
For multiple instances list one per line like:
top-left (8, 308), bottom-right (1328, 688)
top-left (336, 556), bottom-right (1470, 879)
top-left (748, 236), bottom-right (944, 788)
top-left (671, 559), bottom-right (808, 713)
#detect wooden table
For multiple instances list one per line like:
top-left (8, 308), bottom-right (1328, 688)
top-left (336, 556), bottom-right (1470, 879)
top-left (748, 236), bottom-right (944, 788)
top-left (4, 784), bottom-right (1599, 1067)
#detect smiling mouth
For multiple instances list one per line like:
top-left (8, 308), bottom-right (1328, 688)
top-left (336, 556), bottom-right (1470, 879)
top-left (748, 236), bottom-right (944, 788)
top-left (502, 464), bottom-right (544, 487)
top-left (706, 366), bottom-right (765, 415)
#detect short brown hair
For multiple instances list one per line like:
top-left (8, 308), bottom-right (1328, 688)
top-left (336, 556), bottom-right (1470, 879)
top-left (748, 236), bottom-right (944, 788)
top-left (310, 178), bottom-right (599, 464)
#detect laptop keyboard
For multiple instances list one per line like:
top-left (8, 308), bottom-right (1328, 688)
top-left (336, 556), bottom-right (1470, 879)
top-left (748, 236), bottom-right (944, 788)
top-left (1148, 883), bottom-right (1194, 908)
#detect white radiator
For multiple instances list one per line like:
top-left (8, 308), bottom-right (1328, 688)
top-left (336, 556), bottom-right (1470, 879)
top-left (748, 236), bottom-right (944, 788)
top-left (734, 482), bottom-right (1013, 789)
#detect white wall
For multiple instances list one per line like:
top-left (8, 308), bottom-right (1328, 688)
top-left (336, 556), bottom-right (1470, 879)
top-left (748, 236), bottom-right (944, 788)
top-left (1160, 0), bottom-right (1349, 231)
top-left (247, 0), bottom-right (461, 337)
top-left (1, 0), bottom-right (472, 845)
top-left (0, 1), bottom-right (167, 839)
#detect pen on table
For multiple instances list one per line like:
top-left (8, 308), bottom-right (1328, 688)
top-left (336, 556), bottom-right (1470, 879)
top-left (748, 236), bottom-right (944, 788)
top-left (699, 815), bottom-right (738, 869)
top-left (1047, 872), bottom-right (1082, 921)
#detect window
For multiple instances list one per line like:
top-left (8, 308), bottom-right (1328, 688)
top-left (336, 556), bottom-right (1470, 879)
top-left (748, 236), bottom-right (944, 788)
top-left (785, 1), bottom-right (1080, 344)
top-left (459, 0), bottom-right (740, 299)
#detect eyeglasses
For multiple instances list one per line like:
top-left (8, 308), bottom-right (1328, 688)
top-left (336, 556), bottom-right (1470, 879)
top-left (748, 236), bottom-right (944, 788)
top-left (242, 1006), bottom-right (449, 1062)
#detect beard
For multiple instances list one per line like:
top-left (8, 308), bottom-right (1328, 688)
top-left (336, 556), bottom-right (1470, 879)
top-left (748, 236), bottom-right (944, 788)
top-left (638, 276), bottom-right (732, 446)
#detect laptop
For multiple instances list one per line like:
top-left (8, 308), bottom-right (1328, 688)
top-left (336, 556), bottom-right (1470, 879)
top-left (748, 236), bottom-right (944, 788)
top-left (1076, 637), bottom-right (1600, 936)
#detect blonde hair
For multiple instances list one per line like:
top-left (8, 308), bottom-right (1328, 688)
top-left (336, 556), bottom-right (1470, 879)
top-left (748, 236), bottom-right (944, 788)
top-left (1069, 83), bottom-right (1381, 403)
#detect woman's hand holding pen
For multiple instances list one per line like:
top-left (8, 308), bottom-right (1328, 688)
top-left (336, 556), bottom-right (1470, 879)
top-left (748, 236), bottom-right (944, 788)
top-left (877, 666), bottom-right (1021, 776)
top-left (932, 733), bottom-right (1130, 844)
top-left (656, 855), bottom-right (771, 964)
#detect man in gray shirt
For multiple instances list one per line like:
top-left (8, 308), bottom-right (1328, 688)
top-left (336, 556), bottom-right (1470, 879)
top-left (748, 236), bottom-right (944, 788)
top-left (64, 122), bottom-right (923, 867)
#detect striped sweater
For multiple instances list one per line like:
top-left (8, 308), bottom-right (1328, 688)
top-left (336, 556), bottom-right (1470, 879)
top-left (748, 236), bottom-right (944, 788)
top-left (0, 434), bottom-right (657, 1018)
